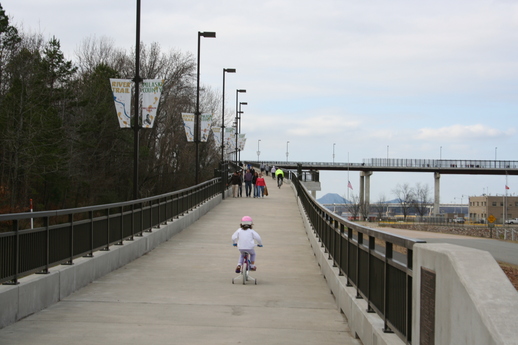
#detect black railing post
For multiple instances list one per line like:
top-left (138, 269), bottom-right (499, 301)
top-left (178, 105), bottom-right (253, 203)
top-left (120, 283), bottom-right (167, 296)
top-left (367, 236), bottom-right (375, 313)
top-left (383, 242), bottom-right (394, 333)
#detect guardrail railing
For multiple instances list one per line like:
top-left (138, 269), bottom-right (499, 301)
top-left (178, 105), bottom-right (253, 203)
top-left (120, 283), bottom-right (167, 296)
top-left (0, 178), bottom-right (221, 285)
top-left (292, 173), bottom-right (425, 345)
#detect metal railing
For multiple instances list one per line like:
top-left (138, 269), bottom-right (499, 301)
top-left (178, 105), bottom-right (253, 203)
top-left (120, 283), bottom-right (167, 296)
top-left (364, 158), bottom-right (518, 169)
top-left (0, 178), bottom-right (222, 285)
top-left (292, 173), bottom-right (425, 344)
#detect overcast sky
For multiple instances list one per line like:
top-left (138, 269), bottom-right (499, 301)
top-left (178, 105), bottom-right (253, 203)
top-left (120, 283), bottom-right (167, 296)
top-left (3, 0), bottom-right (518, 204)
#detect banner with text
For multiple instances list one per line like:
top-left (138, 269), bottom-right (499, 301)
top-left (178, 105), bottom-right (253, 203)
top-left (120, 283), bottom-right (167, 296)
top-left (182, 113), bottom-right (195, 142)
top-left (238, 134), bottom-right (246, 151)
top-left (141, 79), bottom-right (163, 128)
top-left (200, 113), bottom-right (213, 142)
top-left (110, 78), bottom-right (132, 128)
top-left (212, 127), bottom-right (222, 147)
top-left (224, 127), bottom-right (236, 152)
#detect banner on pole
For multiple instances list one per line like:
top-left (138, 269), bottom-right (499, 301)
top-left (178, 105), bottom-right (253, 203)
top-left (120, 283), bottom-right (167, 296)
top-left (182, 113), bottom-right (195, 142)
top-left (141, 79), bottom-right (163, 128)
top-left (224, 127), bottom-right (235, 151)
top-left (110, 78), bottom-right (132, 128)
top-left (238, 134), bottom-right (246, 151)
top-left (200, 113), bottom-right (213, 142)
top-left (212, 127), bottom-right (222, 147)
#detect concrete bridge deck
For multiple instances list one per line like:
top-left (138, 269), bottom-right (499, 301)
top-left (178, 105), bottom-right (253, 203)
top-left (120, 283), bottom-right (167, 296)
top-left (0, 180), bottom-right (360, 344)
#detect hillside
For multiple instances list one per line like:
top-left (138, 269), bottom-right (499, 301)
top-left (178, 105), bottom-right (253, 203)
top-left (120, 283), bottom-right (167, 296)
top-left (317, 193), bottom-right (349, 204)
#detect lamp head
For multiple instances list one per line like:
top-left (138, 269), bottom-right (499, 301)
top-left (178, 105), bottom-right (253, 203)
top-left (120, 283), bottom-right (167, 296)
top-left (199, 31), bottom-right (216, 38)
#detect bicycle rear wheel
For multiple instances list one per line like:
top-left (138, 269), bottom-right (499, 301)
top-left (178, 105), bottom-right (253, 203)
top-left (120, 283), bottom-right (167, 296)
top-left (242, 261), bottom-right (247, 285)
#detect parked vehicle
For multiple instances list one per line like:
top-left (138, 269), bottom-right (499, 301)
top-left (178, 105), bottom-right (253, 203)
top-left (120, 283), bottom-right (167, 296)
top-left (505, 218), bottom-right (518, 224)
top-left (452, 218), bottom-right (465, 224)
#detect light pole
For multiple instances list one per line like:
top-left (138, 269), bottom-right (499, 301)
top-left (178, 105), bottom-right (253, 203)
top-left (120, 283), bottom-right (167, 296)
top-left (235, 89), bottom-right (246, 162)
top-left (333, 143), bottom-right (335, 164)
top-left (132, 0), bottom-right (142, 199)
top-left (286, 141), bottom-right (290, 162)
top-left (220, 70), bottom-right (235, 202)
top-left (221, 68), bottom-right (236, 163)
top-left (257, 139), bottom-right (261, 161)
top-left (236, 101), bottom-right (247, 163)
top-left (195, 31), bottom-right (216, 185)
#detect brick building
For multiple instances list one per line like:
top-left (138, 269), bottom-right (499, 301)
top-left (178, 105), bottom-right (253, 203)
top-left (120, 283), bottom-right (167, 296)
top-left (469, 195), bottom-right (518, 223)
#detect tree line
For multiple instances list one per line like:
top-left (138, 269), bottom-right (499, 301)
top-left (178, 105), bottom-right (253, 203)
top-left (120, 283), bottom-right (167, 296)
top-left (346, 183), bottom-right (432, 221)
top-left (0, 5), bottom-right (224, 213)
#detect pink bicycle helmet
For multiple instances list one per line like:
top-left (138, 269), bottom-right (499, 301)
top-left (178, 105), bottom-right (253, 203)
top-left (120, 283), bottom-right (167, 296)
top-left (241, 216), bottom-right (253, 225)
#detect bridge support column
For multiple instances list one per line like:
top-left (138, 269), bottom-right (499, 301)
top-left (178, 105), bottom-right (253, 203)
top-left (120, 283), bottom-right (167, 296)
top-left (359, 171), bottom-right (373, 206)
top-left (434, 172), bottom-right (440, 215)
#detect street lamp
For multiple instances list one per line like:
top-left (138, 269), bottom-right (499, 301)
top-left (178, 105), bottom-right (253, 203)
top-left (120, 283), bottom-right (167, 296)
top-left (286, 141), bottom-right (290, 162)
top-left (132, 0), bottom-right (143, 199)
top-left (235, 89), bottom-right (246, 162)
top-left (195, 31), bottom-right (216, 185)
top-left (220, 68), bottom-right (235, 201)
top-left (221, 68), bottom-right (236, 163)
top-left (236, 101), bottom-right (247, 162)
top-left (257, 139), bottom-right (261, 161)
top-left (333, 143), bottom-right (335, 164)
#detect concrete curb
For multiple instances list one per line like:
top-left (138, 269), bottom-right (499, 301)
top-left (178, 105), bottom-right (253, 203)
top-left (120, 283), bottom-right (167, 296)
top-left (0, 194), bottom-right (223, 329)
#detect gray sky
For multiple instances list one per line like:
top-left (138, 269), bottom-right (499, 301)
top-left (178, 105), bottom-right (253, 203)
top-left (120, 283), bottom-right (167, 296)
top-left (3, 0), bottom-right (518, 203)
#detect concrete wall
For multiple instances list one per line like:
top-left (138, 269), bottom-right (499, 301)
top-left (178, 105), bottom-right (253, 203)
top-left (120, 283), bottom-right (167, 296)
top-left (0, 194), bottom-right (223, 330)
top-left (413, 243), bottom-right (518, 345)
top-left (293, 183), bottom-right (518, 345)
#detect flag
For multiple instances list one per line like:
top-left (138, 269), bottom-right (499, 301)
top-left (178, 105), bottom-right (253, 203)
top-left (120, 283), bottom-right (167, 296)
top-left (181, 113), bottom-right (195, 142)
top-left (348, 181), bottom-right (353, 190)
top-left (110, 78), bottom-right (132, 128)
top-left (505, 185), bottom-right (510, 190)
top-left (141, 79), bottom-right (163, 128)
top-left (200, 113), bottom-right (213, 142)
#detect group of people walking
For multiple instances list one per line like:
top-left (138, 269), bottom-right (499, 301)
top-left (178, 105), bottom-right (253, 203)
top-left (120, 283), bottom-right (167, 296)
top-left (230, 164), bottom-right (285, 198)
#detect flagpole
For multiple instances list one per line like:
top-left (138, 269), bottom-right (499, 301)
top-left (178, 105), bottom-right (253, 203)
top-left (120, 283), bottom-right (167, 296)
top-left (347, 152), bottom-right (350, 202)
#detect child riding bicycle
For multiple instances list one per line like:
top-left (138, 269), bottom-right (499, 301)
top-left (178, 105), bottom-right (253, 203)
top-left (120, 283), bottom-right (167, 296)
top-left (232, 216), bottom-right (263, 273)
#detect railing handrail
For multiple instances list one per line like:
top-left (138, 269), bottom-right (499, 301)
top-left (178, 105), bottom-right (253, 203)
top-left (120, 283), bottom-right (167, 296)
top-left (291, 171), bottom-right (424, 344)
top-left (0, 177), bottom-right (223, 285)
top-left (0, 178), bottom-right (221, 222)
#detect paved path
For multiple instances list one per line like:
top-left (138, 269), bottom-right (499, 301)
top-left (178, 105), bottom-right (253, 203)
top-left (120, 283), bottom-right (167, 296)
top-left (0, 180), bottom-right (360, 345)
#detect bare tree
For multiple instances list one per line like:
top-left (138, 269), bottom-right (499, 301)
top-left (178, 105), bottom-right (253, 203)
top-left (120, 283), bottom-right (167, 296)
top-left (347, 194), bottom-right (361, 221)
top-left (392, 183), bottom-right (414, 221)
top-left (373, 194), bottom-right (387, 221)
top-left (413, 183), bottom-right (432, 221)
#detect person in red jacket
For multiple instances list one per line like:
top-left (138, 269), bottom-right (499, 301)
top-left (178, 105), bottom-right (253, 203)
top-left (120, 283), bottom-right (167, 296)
top-left (255, 173), bottom-right (267, 197)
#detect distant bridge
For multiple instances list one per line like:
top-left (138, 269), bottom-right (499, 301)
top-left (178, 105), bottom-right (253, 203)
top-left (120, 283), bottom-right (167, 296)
top-left (256, 158), bottom-right (518, 175)
top-left (249, 158), bottom-right (518, 216)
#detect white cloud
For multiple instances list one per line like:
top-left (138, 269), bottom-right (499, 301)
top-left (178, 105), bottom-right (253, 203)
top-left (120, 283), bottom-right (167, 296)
top-left (415, 124), bottom-right (515, 141)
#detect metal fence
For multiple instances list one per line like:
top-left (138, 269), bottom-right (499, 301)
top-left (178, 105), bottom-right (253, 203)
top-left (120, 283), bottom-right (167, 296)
top-left (0, 178), bottom-right (222, 285)
top-left (292, 173), bottom-right (425, 345)
top-left (364, 158), bottom-right (518, 169)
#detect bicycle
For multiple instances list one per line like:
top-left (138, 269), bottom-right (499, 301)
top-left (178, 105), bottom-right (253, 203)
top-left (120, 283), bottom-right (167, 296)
top-left (232, 245), bottom-right (262, 285)
top-left (277, 176), bottom-right (283, 188)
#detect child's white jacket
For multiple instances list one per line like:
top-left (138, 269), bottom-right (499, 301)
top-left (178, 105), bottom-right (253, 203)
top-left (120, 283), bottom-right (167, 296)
top-left (232, 228), bottom-right (263, 250)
